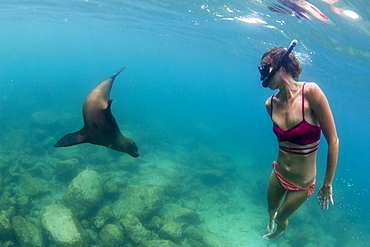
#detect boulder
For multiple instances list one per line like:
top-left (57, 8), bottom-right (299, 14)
top-left (27, 162), bottom-right (53, 181)
top-left (137, 166), bottom-right (182, 197)
top-left (160, 204), bottom-right (201, 228)
top-left (2, 240), bottom-right (16, 246)
top-left (99, 224), bottom-right (124, 247)
top-left (148, 216), bottom-right (165, 231)
top-left (85, 229), bottom-right (99, 245)
top-left (62, 170), bottom-right (103, 218)
top-left (138, 239), bottom-right (178, 247)
top-left (55, 159), bottom-right (79, 183)
top-left (18, 173), bottom-right (49, 197)
top-left (0, 173), bottom-right (3, 193)
top-left (31, 110), bottom-right (59, 125)
top-left (52, 147), bottom-right (83, 161)
top-left (92, 205), bottom-right (115, 229)
top-left (113, 186), bottom-right (164, 221)
top-left (187, 227), bottom-right (224, 247)
top-left (12, 216), bottom-right (45, 247)
top-left (18, 155), bottom-right (36, 169)
top-left (119, 212), bottom-right (158, 244)
top-left (198, 170), bottom-right (224, 186)
top-left (158, 221), bottom-right (183, 243)
top-left (41, 204), bottom-right (87, 247)
top-left (117, 154), bottom-right (141, 172)
top-left (0, 211), bottom-right (13, 241)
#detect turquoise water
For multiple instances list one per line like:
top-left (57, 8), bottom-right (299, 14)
top-left (0, 0), bottom-right (369, 246)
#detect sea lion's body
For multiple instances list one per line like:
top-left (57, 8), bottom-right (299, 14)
top-left (54, 67), bottom-right (139, 157)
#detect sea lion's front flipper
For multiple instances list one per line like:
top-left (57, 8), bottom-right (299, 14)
top-left (54, 129), bottom-right (88, 147)
top-left (102, 100), bottom-right (120, 132)
top-left (105, 100), bottom-right (116, 120)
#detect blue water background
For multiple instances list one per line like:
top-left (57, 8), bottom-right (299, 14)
top-left (1, 0), bottom-right (369, 245)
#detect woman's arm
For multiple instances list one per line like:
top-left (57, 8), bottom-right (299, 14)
top-left (306, 83), bottom-right (339, 209)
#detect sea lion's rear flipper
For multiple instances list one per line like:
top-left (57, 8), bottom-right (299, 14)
top-left (54, 129), bottom-right (88, 147)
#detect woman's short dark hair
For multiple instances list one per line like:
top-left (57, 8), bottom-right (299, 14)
top-left (261, 47), bottom-right (302, 79)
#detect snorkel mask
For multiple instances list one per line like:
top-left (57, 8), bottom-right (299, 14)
top-left (258, 40), bottom-right (298, 88)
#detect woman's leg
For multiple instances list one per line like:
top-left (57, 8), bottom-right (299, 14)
top-left (264, 189), bottom-right (309, 240)
top-left (265, 170), bottom-right (287, 233)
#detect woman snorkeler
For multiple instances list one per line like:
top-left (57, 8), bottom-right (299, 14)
top-left (258, 40), bottom-right (339, 240)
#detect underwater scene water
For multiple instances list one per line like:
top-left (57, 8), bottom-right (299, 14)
top-left (0, 0), bottom-right (369, 246)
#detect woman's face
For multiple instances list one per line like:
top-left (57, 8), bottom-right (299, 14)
top-left (260, 56), bottom-right (278, 89)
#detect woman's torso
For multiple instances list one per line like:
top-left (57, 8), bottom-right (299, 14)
top-left (269, 82), bottom-right (321, 187)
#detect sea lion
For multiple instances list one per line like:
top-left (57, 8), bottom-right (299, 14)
top-left (54, 67), bottom-right (139, 157)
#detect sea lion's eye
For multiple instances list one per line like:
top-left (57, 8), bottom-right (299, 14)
top-left (92, 123), bottom-right (98, 129)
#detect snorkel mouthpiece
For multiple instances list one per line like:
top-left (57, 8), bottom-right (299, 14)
top-left (260, 39), bottom-right (298, 88)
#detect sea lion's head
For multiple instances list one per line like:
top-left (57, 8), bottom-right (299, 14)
top-left (125, 140), bottom-right (139, 158)
top-left (111, 135), bottom-right (139, 157)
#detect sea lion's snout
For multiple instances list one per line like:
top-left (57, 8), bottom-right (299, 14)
top-left (129, 142), bottom-right (139, 158)
top-left (131, 152), bottom-right (139, 158)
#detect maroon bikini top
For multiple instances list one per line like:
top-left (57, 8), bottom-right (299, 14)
top-left (271, 83), bottom-right (321, 147)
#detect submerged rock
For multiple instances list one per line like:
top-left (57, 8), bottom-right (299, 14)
top-left (41, 204), bottom-right (87, 247)
top-left (99, 224), bottom-right (124, 247)
top-left (103, 174), bottom-right (129, 199)
top-left (31, 110), bottom-right (59, 125)
top-left (199, 170), bottom-right (224, 186)
top-left (18, 155), bottom-right (36, 169)
top-left (85, 229), bottom-right (99, 245)
top-left (217, 189), bottom-right (229, 203)
top-left (138, 167), bottom-right (182, 197)
top-left (18, 173), bottom-right (49, 197)
top-left (148, 216), bottom-right (165, 231)
top-left (187, 227), bottom-right (224, 247)
top-left (52, 146), bottom-right (83, 161)
top-left (113, 186), bottom-right (164, 221)
top-left (158, 221), bottom-right (184, 243)
top-left (92, 205), bottom-right (115, 230)
top-left (0, 210), bottom-right (13, 241)
top-left (62, 169), bottom-right (103, 219)
top-left (12, 216), bottom-right (45, 247)
top-left (160, 204), bottom-right (201, 228)
top-left (118, 154), bottom-right (141, 172)
top-left (28, 162), bottom-right (53, 181)
top-left (2, 240), bottom-right (16, 246)
top-left (55, 159), bottom-right (79, 183)
top-left (119, 212), bottom-right (158, 244)
top-left (138, 239), bottom-right (178, 247)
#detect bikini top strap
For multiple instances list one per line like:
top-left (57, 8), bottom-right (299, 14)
top-left (302, 82), bottom-right (307, 120)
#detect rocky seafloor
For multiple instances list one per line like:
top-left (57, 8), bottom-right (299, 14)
top-left (0, 111), bottom-right (256, 247)
top-left (0, 151), bottom-right (237, 246)
top-left (0, 110), bottom-right (345, 247)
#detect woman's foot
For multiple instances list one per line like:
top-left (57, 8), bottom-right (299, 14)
top-left (263, 218), bottom-right (288, 240)
top-left (267, 212), bottom-right (277, 233)
top-left (263, 229), bottom-right (284, 240)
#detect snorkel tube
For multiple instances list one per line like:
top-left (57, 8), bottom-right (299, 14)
top-left (261, 39), bottom-right (298, 88)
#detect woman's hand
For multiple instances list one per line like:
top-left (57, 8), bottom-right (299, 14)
top-left (318, 185), bottom-right (334, 210)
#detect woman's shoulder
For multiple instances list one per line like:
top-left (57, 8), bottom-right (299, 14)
top-left (265, 96), bottom-right (272, 106)
top-left (265, 95), bottom-right (274, 115)
top-left (303, 82), bottom-right (327, 104)
top-left (265, 93), bottom-right (276, 107)
top-left (303, 81), bottom-right (321, 90)
top-left (304, 82), bottom-right (324, 96)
